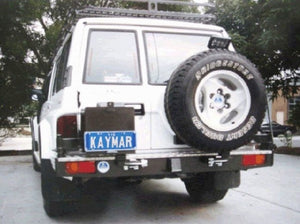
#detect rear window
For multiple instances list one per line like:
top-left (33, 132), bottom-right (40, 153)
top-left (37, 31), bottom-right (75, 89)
top-left (144, 32), bottom-right (210, 84)
top-left (84, 30), bottom-right (141, 84)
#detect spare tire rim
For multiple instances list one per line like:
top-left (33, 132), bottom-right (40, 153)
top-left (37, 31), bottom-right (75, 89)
top-left (194, 70), bottom-right (251, 132)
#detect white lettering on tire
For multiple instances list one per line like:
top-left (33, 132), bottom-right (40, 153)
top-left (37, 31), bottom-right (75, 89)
top-left (195, 60), bottom-right (254, 80)
top-left (226, 116), bottom-right (256, 141)
top-left (192, 116), bottom-right (224, 141)
top-left (192, 115), bottom-right (257, 142)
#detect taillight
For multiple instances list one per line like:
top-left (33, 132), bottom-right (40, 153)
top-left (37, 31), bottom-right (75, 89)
top-left (65, 161), bottom-right (96, 174)
top-left (57, 115), bottom-right (77, 138)
top-left (242, 154), bottom-right (266, 166)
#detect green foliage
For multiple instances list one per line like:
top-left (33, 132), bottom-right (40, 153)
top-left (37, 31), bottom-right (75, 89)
top-left (0, 0), bottom-right (51, 126)
top-left (1, 0), bottom-right (299, 127)
top-left (0, 0), bottom-right (198, 127)
top-left (0, 0), bottom-right (115, 127)
top-left (288, 104), bottom-right (300, 129)
top-left (213, 0), bottom-right (300, 99)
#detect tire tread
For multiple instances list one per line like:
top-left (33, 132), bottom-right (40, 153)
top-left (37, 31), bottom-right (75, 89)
top-left (164, 49), bottom-right (266, 152)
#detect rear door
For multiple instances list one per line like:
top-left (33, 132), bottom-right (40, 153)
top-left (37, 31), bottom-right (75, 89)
top-left (79, 27), bottom-right (151, 150)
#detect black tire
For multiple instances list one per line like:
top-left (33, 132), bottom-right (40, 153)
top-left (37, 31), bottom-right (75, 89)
top-left (32, 149), bottom-right (40, 172)
top-left (117, 178), bottom-right (143, 186)
top-left (165, 49), bottom-right (266, 153)
top-left (30, 119), bottom-right (40, 172)
top-left (183, 174), bottom-right (228, 203)
top-left (41, 159), bottom-right (81, 217)
top-left (43, 200), bottom-right (75, 217)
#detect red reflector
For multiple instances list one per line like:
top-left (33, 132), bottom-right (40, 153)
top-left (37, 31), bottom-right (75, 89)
top-left (65, 161), bottom-right (96, 174)
top-left (242, 154), bottom-right (266, 166)
top-left (57, 115), bottom-right (77, 138)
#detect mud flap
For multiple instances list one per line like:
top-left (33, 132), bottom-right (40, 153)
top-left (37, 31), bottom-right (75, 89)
top-left (41, 159), bottom-right (81, 202)
top-left (214, 171), bottom-right (240, 190)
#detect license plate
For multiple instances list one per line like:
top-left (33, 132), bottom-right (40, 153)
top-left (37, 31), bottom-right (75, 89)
top-left (84, 131), bottom-right (136, 152)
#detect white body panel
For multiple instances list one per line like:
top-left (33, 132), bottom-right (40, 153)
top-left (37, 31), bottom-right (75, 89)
top-left (35, 18), bottom-right (229, 165)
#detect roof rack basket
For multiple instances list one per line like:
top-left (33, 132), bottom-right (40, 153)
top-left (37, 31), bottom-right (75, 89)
top-left (77, 0), bottom-right (215, 24)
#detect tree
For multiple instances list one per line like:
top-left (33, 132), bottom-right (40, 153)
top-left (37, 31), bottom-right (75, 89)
top-left (0, 0), bottom-right (197, 127)
top-left (212, 0), bottom-right (300, 99)
top-left (4, 0), bottom-right (298, 127)
top-left (288, 104), bottom-right (300, 129)
top-left (0, 0), bottom-right (47, 126)
top-left (0, 0), bottom-right (115, 127)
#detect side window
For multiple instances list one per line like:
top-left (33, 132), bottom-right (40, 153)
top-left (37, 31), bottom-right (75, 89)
top-left (144, 32), bottom-right (210, 84)
top-left (42, 73), bottom-right (51, 101)
top-left (52, 38), bottom-right (71, 94)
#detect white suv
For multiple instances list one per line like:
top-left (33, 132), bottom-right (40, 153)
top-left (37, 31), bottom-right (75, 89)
top-left (31, 3), bottom-right (273, 217)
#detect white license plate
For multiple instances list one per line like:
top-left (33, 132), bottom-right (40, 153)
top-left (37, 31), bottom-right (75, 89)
top-left (84, 131), bottom-right (136, 152)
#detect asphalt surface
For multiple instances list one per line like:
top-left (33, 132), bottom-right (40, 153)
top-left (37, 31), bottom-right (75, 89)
top-left (0, 154), bottom-right (299, 224)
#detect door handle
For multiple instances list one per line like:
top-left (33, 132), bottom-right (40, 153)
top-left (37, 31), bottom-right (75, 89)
top-left (125, 103), bottom-right (145, 116)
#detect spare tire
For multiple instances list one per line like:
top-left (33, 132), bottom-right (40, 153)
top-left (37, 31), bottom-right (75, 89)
top-left (164, 49), bottom-right (266, 153)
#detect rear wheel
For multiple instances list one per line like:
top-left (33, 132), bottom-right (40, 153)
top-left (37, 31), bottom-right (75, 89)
top-left (32, 149), bottom-right (40, 172)
top-left (30, 119), bottom-right (40, 172)
top-left (183, 173), bottom-right (228, 203)
top-left (43, 200), bottom-right (75, 217)
top-left (41, 160), bottom-right (80, 217)
top-left (117, 178), bottom-right (143, 186)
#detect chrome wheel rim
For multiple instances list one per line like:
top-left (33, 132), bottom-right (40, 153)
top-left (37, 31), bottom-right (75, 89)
top-left (194, 70), bottom-right (251, 132)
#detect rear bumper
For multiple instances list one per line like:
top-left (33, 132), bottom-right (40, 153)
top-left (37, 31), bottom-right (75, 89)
top-left (55, 146), bottom-right (273, 178)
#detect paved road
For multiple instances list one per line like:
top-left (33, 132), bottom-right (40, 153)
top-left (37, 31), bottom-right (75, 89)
top-left (0, 154), bottom-right (299, 224)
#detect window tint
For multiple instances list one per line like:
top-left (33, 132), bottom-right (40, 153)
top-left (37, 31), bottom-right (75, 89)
top-left (84, 31), bottom-right (141, 84)
top-left (145, 32), bottom-right (210, 84)
top-left (53, 39), bottom-right (71, 94)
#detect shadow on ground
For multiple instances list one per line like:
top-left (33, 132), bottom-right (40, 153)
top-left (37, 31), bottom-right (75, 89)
top-left (274, 147), bottom-right (300, 156)
top-left (53, 178), bottom-right (214, 221)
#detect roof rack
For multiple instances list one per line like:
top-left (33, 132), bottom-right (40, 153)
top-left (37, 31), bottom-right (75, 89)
top-left (76, 0), bottom-right (215, 24)
top-left (50, 1), bottom-right (215, 64)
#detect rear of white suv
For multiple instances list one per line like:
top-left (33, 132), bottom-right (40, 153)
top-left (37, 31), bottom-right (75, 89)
top-left (39, 18), bottom-right (230, 160)
top-left (31, 16), bottom-right (273, 217)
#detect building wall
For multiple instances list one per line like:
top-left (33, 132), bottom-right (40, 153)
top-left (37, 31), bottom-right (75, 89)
top-left (271, 95), bottom-right (288, 125)
top-left (272, 90), bottom-right (300, 125)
